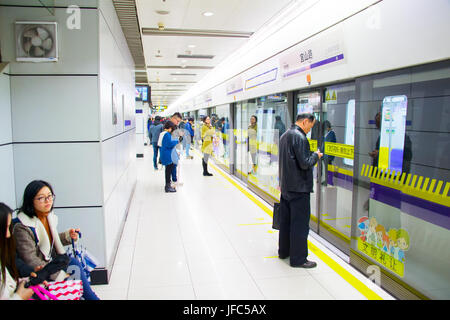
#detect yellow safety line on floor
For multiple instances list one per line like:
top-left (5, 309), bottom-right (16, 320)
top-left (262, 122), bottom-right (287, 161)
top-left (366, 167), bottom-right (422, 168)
top-left (207, 161), bottom-right (273, 217)
top-left (207, 160), bottom-right (383, 301)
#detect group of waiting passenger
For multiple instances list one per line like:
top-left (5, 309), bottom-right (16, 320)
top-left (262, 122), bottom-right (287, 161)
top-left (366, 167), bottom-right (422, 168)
top-left (0, 180), bottom-right (99, 300)
top-left (148, 112), bottom-right (215, 193)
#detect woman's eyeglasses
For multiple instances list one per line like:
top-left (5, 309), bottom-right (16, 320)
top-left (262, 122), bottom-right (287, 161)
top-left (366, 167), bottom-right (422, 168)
top-left (35, 194), bottom-right (55, 203)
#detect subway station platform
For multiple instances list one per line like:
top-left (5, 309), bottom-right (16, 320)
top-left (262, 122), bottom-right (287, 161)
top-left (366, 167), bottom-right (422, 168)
top-left (92, 147), bottom-right (395, 300)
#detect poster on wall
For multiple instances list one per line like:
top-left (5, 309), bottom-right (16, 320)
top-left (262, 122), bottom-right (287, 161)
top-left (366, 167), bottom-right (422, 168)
top-left (15, 21), bottom-right (58, 62)
top-left (121, 94), bottom-right (125, 131)
top-left (112, 83), bottom-right (118, 125)
top-left (357, 216), bottom-right (410, 277)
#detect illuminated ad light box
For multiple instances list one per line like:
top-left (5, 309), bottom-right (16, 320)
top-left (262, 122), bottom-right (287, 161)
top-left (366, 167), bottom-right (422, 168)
top-left (15, 21), bottom-right (58, 62)
top-left (343, 99), bottom-right (355, 166)
top-left (378, 95), bottom-right (408, 172)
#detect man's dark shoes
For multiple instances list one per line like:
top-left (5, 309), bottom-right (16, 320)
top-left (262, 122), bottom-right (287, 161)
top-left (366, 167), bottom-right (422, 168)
top-left (278, 255), bottom-right (289, 259)
top-left (290, 260), bottom-right (317, 268)
top-left (165, 186), bottom-right (177, 193)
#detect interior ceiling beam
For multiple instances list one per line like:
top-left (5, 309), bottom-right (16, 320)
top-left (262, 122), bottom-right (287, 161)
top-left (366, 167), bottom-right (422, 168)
top-left (112, 0), bottom-right (148, 84)
top-left (142, 28), bottom-right (253, 38)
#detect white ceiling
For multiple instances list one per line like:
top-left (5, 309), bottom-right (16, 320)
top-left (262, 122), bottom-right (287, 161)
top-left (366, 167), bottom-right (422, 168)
top-left (136, 0), bottom-right (294, 108)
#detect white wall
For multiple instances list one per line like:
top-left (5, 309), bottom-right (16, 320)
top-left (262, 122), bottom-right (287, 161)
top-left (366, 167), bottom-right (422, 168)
top-left (0, 64), bottom-right (16, 209)
top-left (0, 3), bottom-right (107, 265)
top-left (0, 1), bottom-right (137, 275)
top-left (98, 0), bottom-right (136, 269)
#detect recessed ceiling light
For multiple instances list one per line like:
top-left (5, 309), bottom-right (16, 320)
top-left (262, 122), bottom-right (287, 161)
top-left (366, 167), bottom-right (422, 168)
top-left (188, 44), bottom-right (196, 48)
top-left (203, 11), bottom-right (214, 17)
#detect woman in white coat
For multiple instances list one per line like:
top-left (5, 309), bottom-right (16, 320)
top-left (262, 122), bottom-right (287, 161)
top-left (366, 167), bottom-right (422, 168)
top-left (13, 180), bottom-right (100, 300)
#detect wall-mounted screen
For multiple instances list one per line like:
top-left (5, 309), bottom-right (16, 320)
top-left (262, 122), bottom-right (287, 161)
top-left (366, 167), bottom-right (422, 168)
top-left (135, 86), bottom-right (149, 102)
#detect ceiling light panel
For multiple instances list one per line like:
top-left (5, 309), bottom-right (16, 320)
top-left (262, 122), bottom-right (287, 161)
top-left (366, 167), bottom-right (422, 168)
top-left (148, 66), bottom-right (213, 70)
top-left (177, 54), bottom-right (215, 59)
top-left (169, 73), bottom-right (197, 76)
top-left (142, 28), bottom-right (253, 38)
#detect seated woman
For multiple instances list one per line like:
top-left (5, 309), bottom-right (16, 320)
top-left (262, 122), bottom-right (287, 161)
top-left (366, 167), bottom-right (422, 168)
top-left (0, 202), bottom-right (34, 300)
top-left (12, 180), bottom-right (100, 300)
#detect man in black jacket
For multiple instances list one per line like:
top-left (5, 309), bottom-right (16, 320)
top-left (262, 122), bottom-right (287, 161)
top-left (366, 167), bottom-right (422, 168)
top-left (278, 113), bottom-right (323, 268)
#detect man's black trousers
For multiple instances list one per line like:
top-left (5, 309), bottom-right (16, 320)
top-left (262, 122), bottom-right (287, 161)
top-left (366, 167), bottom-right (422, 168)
top-left (278, 192), bottom-right (311, 266)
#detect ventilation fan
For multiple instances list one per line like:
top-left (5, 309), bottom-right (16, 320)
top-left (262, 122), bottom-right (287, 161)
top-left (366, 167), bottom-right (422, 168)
top-left (15, 22), bottom-right (58, 62)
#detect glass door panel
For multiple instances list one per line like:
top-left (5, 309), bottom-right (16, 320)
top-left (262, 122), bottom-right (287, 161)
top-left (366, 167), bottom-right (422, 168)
top-left (296, 91), bottom-right (321, 233)
top-left (247, 94), bottom-right (288, 203)
top-left (319, 83), bottom-right (356, 254)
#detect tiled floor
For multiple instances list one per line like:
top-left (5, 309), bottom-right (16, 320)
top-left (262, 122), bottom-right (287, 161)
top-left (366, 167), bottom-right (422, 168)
top-left (92, 146), bottom-right (395, 300)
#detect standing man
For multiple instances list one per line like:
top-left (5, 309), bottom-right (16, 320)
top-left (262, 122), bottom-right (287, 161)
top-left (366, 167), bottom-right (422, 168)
top-left (149, 116), bottom-right (163, 170)
top-left (278, 113), bottom-right (323, 268)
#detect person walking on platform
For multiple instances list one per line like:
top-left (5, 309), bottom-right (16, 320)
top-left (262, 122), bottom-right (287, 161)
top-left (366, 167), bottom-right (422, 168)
top-left (201, 116), bottom-right (215, 176)
top-left (278, 113), bottom-right (323, 268)
top-left (149, 116), bottom-right (163, 170)
top-left (159, 121), bottom-right (182, 193)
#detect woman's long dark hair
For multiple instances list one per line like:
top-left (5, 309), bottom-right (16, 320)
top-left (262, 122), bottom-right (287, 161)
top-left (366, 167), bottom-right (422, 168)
top-left (18, 180), bottom-right (55, 218)
top-left (0, 203), bottom-right (19, 286)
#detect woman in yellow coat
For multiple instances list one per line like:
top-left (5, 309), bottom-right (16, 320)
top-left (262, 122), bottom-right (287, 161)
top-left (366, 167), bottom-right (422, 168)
top-left (201, 116), bottom-right (215, 176)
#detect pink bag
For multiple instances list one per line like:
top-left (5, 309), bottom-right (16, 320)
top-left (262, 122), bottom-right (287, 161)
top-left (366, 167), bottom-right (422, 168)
top-left (30, 285), bottom-right (58, 300)
top-left (47, 280), bottom-right (83, 300)
top-left (31, 280), bottom-right (83, 300)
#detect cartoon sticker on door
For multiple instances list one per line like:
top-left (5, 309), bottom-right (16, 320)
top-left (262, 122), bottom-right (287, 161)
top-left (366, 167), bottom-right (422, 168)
top-left (357, 216), bottom-right (410, 277)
